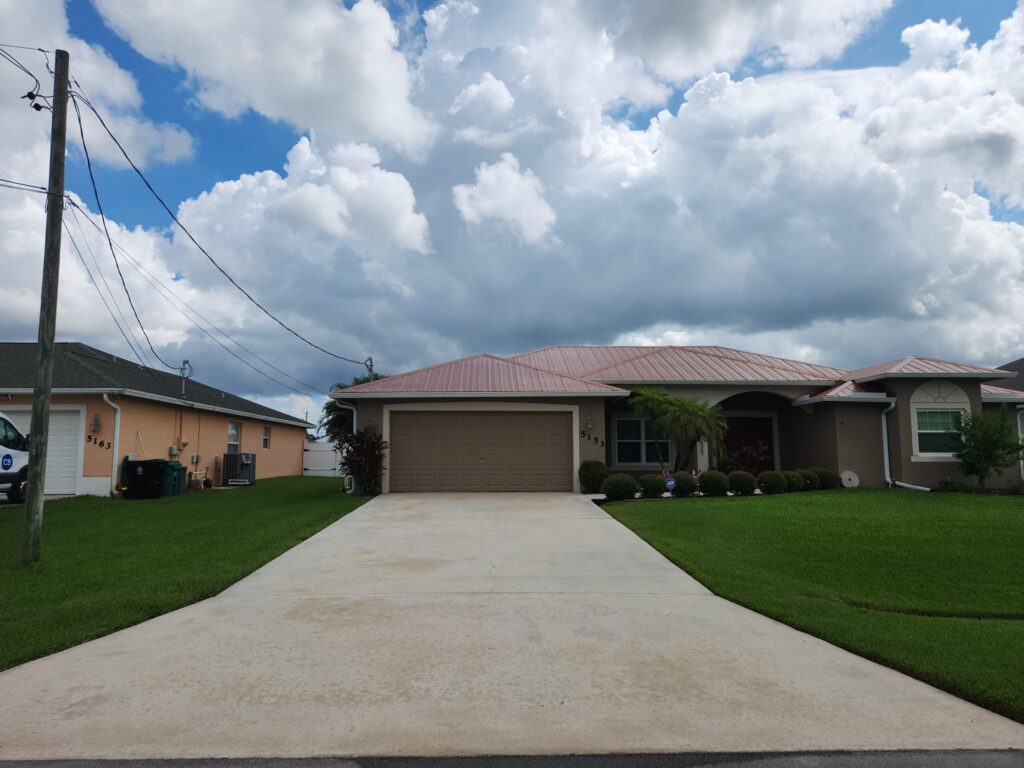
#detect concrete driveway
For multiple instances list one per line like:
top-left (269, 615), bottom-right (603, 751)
top-left (1, 493), bottom-right (1022, 759)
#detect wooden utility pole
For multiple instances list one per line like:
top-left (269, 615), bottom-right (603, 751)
top-left (23, 48), bottom-right (69, 565)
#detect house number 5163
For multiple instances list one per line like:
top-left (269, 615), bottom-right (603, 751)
top-left (86, 434), bottom-right (112, 450)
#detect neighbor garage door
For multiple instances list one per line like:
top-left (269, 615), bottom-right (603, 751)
top-left (389, 410), bottom-right (573, 492)
top-left (8, 409), bottom-right (81, 494)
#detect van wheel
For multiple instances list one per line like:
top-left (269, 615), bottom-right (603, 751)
top-left (7, 469), bottom-right (27, 504)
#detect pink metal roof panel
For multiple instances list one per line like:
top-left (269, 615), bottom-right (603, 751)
top-left (509, 346), bottom-right (655, 377)
top-left (981, 384), bottom-right (1024, 400)
top-left (335, 354), bottom-right (628, 396)
top-left (846, 356), bottom-right (1013, 382)
top-left (585, 346), bottom-right (845, 383)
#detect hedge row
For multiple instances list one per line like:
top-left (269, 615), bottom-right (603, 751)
top-left (586, 462), bottom-right (842, 500)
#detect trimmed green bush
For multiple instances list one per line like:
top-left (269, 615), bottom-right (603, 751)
top-left (797, 468), bottom-right (820, 491)
top-left (601, 473), bottom-right (638, 501)
top-left (727, 470), bottom-right (757, 496)
top-left (578, 460), bottom-right (610, 493)
top-left (757, 470), bottom-right (786, 495)
top-left (782, 470), bottom-right (805, 493)
top-left (699, 470), bottom-right (729, 497)
top-left (670, 473), bottom-right (697, 498)
top-left (639, 474), bottom-right (667, 498)
top-left (811, 466), bottom-right (841, 489)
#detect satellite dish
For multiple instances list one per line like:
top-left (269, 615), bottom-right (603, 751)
top-left (840, 470), bottom-right (860, 488)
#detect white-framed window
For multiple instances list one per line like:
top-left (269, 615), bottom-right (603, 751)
top-left (227, 421), bottom-right (241, 454)
top-left (614, 417), bottom-right (671, 465)
top-left (916, 410), bottom-right (962, 454)
top-left (262, 425), bottom-right (271, 450)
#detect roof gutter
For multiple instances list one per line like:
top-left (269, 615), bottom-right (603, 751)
top-left (329, 391), bottom-right (625, 400)
top-left (102, 393), bottom-right (121, 495)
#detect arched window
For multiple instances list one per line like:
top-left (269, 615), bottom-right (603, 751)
top-left (910, 381), bottom-right (970, 456)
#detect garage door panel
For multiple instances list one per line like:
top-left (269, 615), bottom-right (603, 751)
top-left (8, 410), bottom-right (80, 494)
top-left (390, 410), bottom-right (573, 492)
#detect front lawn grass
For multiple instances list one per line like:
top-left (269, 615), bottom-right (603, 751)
top-left (606, 489), bottom-right (1024, 722)
top-left (1, 477), bottom-right (367, 670)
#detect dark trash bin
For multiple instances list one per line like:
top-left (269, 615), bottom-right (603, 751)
top-left (123, 459), bottom-right (165, 499)
top-left (161, 460), bottom-right (185, 497)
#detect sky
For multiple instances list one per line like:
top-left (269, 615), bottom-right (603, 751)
top-left (1, 0), bottom-right (1023, 422)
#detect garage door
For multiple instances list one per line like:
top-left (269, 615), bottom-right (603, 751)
top-left (8, 410), bottom-right (81, 494)
top-left (389, 411), bottom-right (573, 492)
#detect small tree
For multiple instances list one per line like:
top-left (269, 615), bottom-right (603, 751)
top-left (628, 388), bottom-right (727, 472)
top-left (340, 427), bottom-right (389, 495)
top-left (952, 408), bottom-right (1024, 489)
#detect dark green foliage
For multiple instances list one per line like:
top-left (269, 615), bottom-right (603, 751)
top-left (1, 478), bottom-right (367, 671)
top-left (670, 473), bottom-right (697, 498)
top-left (782, 470), bottom-right (805, 493)
top-left (934, 478), bottom-right (970, 493)
top-left (606, 490), bottom-right (1024, 722)
top-left (698, 469), bottom-right (729, 497)
top-left (628, 387), bottom-right (727, 471)
top-left (578, 460), bottom-right (610, 493)
top-left (953, 408), bottom-right (1024, 489)
top-left (727, 470), bottom-right (757, 496)
top-left (811, 467), bottom-right (841, 489)
top-left (797, 468), bottom-right (820, 491)
top-left (601, 473), bottom-right (638, 501)
top-left (340, 427), bottom-right (389, 495)
top-left (757, 470), bottom-right (787, 495)
top-left (638, 474), bottom-right (666, 498)
top-left (319, 373), bottom-right (386, 444)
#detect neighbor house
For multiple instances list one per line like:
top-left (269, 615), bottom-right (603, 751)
top-left (332, 345), bottom-right (1024, 493)
top-left (0, 342), bottom-right (312, 495)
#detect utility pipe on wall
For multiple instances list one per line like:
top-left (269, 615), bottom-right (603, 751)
top-left (881, 400), bottom-right (930, 491)
top-left (102, 393), bottom-right (121, 495)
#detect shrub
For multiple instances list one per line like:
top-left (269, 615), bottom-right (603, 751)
top-left (811, 466), bottom-right (841, 489)
top-left (340, 427), bottom-right (389, 495)
top-left (638, 474), bottom-right (666, 498)
top-left (578, 460), bottom-right (610, 493)
top-left (699, 470), bottom-right (729, 497)
top-left (601, 473), bottom-right (639, 501)
top-left (727, 470), bottom-right (757, 496)
top-left (757, 470), bottom-right (786, 495)
top-left (797, 468), bottom-right (819, 491)
top-left (670, 473), bottom-right (697, 498)
top-left (934, 478), bottom-right (970, 493)
top-left (782, 470), bottom-right (805, 493)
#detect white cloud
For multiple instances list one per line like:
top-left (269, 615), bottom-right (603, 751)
top-left (449, 72), bottom-right (515, 116)
top-left (452, 153), bottom-right (556, 244)
top-left (93, 0), bottom-right (436, 156)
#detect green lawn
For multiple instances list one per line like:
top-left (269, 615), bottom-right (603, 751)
top-left (606, 489), bottom-right (1024, 722)
top-left (1, 477), bottom-right (367, 670)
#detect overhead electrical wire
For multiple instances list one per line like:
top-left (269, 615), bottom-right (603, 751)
top-left (69, 94), bottom-right (178, 370)
top-left (68, 89), bottom-right (373, 374)
top-left (68, 200), bottom-right (329, 399)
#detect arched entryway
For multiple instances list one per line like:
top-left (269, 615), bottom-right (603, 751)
top-left (715, 392), bottom-right (794, 473)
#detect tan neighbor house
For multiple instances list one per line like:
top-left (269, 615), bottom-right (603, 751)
top-left (332, 346), bottom-right (1024, 493)
top-left (0, 342), bottom-right (312, 496)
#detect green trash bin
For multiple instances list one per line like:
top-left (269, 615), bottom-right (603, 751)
top-left (161, 460), bottom-right (184, 497)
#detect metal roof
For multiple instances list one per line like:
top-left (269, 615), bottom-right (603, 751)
top-left (845, 356), bottom-right (1014, 383)
top-left (793, 380), bottom-right (894, 405)
top-left (334, 354), bottom-right (629, 398)
top-left (0, 342), bottom-right (312, 427)
top-left (980, 384), bottom-right (1024, 402)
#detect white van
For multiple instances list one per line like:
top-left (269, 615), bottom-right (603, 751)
top-left (0, 410), bottom-right (30, 503)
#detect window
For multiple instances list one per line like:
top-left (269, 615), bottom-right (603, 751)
top-left (916, 410), bottom-right (962, 454)
top-left (0, 418), bottom-right (21, 450)
top-left (615, 418), bottom-right (671, 465)
top-left (227, 422), bottom-right (241, 454)
top-left (262, 426), bottom-right (271, 449)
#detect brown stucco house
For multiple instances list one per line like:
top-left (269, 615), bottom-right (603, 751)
top-left (332, 345), bottom-right (1024, 493)
top-left (0, 342), bottom-right (312, 496)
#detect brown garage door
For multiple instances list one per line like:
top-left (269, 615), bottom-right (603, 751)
top-left (389, 411), bottom-right (573, 492)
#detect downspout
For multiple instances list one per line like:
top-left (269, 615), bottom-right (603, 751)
top-left (334, 401), bottom-right (357, 434)
top-left (881, 399), bottom-right (930, 492)
top-left (1018, 406), bottom-right (1024, 481)
top-left (102, 393), bottom-right (121, 495)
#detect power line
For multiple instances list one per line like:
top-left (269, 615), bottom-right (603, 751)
top-left (0, 176), bottom-right (48, 193)
top-left (68, 89), bottom-right (373, 375)
top-left (65, 202), bottom-right (153, 367)
top-left (69, 94), bottom-right (178, 370)
top-left (68, 199), bottom-right (329, 399)
top-left (0, 43), bottom-right (51, 52)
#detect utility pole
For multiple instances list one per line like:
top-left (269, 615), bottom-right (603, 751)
top-left (23, 49), bottom-right (69, 566)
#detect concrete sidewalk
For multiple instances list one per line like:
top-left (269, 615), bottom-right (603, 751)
top-left (0, 493), bottom-right (1021, 759)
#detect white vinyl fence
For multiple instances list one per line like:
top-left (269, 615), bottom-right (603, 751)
top-left (302, 442), bottom-right (342, 477)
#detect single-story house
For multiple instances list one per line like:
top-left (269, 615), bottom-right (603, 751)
top-left (999, 356), bottom-right (1024, 392)
top-left (0, 342), bottom-right (312, 495)
top-left (331, 345), bottom-right (1024, 493)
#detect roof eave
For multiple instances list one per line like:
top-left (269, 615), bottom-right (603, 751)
top-left (593, 379), bottom-right (838, 387)
top-left (853, 371), bottom-right (1015, 383)
top-left (330, 390), bottom-right (626, 400)
top-left (792, 394), bottom-right (896, 406)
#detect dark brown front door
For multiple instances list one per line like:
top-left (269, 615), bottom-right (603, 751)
top-left (723, 416), bottom-right (775, 473)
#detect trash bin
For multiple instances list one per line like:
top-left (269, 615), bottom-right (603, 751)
top-left (123, 459), bottom-right (165, 499)
top-left (160, 460), bottom-right (184, 497)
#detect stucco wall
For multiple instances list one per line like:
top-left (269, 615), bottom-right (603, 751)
top-left (834, 403), bottom-right (887, 487)
top-left (4, 393), bottom-right (306, 487)
top-left (780, 403), bottom-right (837, 472)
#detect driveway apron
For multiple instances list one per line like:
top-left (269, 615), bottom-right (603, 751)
top-left (1, 493), bottom-right (1022, 758)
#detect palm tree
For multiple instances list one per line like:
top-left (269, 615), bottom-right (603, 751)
top-left (628, 388), bottom-right (727, 472)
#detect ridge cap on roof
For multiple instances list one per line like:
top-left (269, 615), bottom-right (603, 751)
top-left (578, 345), bottom-right (670, 378)
top-left (681, 345), bottom-right (846, 376)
